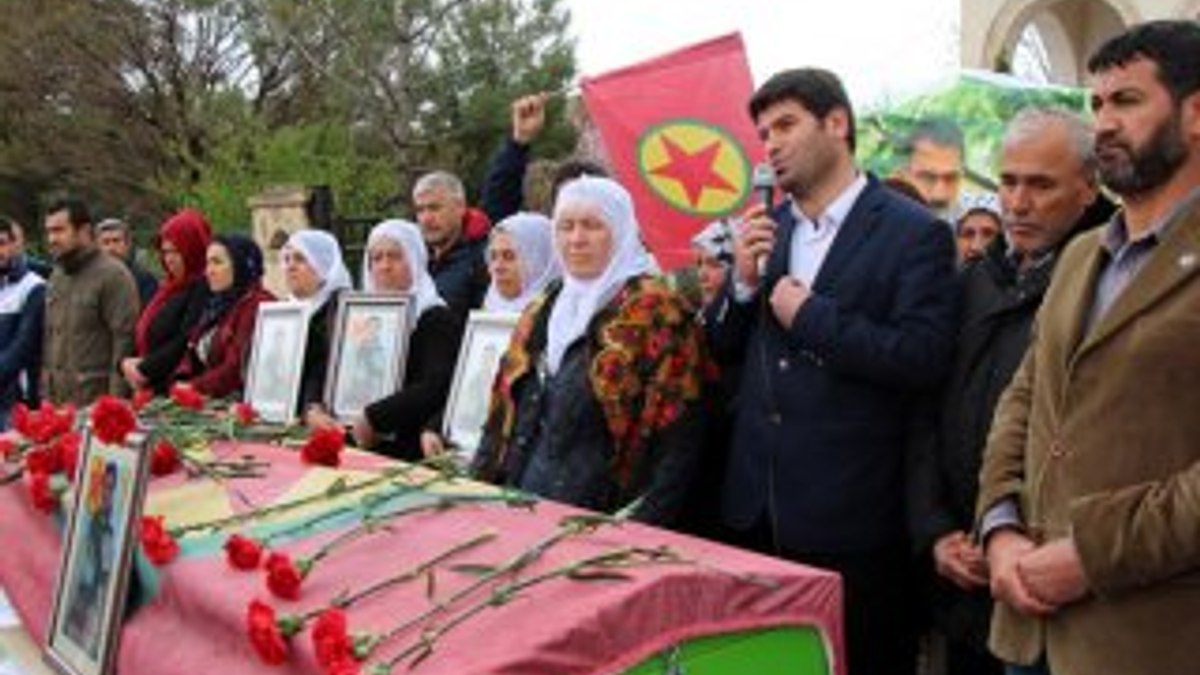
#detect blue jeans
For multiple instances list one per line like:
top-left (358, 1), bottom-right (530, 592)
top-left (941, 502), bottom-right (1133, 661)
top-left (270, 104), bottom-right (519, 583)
top-left (0, 406), bottom-right (9, 432)
top-left (1006, 660), bottom-right (1051, 675)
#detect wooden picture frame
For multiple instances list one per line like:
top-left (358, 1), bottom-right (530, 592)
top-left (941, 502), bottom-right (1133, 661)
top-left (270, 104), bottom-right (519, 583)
top-left (244, 302), bottom-right (311, 424)
top-left (442, 311), bottom-right (519, 465)
top-left (323, 293), bottom-right (415, 425)
top-left (45, 430), bottom-right (150, 675)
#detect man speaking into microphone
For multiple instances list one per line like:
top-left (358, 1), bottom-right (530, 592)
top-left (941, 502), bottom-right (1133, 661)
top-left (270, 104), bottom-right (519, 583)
top-left (705, 68), bottom-right (959, 675)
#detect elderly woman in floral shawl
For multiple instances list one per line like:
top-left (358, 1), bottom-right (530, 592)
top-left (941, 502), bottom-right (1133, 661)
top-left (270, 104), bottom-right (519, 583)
top-left (471, 176), bottom-right (707, 525)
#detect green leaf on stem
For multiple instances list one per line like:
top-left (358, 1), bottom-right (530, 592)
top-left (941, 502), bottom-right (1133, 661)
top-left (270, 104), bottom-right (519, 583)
top-left (448, 563), bottom-right (498, 577)
top-left (565, 569), bottom-right (635, 582)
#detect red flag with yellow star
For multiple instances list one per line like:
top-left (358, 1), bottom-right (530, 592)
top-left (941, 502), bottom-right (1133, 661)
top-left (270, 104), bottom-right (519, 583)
top-left (581, 33), bottom-right (763, 269)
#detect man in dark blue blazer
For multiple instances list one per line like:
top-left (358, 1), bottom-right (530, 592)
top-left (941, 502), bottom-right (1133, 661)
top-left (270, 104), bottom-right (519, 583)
top-left (706, 68), bottom-right (959, 675)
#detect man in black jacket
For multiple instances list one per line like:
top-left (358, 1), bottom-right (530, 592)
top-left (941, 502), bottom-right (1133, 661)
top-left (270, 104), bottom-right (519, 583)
top-left (910, 107), bottom-right (1113, 675)
top-left (707, 68), bottom-right (959, 675)
top-left (411, 171), bottom-right (489, 317)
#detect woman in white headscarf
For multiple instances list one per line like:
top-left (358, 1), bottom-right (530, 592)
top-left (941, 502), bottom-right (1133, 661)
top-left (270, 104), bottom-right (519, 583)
top-left (282, 229), bottom-right (353, 420)
top-left (342, 219), bottom-right (463, 460)
top-left (469, 176), bottom-right (707, 525)
top-left (482, 212), bottom-right (560, 314)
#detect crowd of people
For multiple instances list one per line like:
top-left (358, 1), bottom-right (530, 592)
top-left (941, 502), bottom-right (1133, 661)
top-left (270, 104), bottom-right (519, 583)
top-left (1, 18), bottom-right (1197, 675)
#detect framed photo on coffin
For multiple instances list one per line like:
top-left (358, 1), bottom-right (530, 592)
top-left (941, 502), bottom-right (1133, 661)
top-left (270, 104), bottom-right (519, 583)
top-left (244, 302), bottom-right (310, 424)
top-left (324, 293), bottom-right (415, 425)
top-left (443, 311), bottom-right (519, 465)
top-left (45, 430), bottom-right (150, 675)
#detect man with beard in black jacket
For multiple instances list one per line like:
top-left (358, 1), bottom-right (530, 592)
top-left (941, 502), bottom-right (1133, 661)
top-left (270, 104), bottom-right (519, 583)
top-left (909, 107), bottom-right (1115, 675)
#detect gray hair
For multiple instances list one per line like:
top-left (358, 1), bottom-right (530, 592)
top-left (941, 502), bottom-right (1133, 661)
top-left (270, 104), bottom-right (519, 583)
top-left (96, 217), bottom-right (132, 238)
top-left (1003, 107), bottom-right (1097, 181)
top-left (412, 171), bottom-right (466, 202)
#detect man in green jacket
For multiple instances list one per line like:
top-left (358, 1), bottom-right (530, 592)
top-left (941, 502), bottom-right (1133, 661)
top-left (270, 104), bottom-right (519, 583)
top-left (42, 199), bottom-right (139, 406)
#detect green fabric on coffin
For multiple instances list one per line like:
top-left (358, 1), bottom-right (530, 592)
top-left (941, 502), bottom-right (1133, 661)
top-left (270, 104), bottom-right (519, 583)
top-left (622, 626), bottom-right (832, 675)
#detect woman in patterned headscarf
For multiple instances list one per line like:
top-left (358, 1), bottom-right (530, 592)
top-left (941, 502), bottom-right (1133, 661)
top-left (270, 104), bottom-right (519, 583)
top-left (470, 176), bottom-right (708, 525)
top-left (173, 234), bottom-right (274, 399)
top-left (120, 209), bottom-right (212, 393)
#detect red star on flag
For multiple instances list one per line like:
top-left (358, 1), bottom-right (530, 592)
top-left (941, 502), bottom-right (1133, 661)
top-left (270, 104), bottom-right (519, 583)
top-left (649, 134), bottom-right (737, 208)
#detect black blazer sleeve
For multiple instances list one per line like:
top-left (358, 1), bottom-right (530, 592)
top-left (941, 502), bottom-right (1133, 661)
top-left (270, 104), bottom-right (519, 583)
top-left (139, 281), bottom-right (209, 389)
top-left (363, 307), bottom-right (463, 450)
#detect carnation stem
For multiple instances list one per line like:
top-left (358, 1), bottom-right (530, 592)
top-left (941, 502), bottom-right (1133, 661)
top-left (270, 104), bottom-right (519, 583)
top-left (379, 546), bottom-right (683, 672)
top-left (321, 530), bottom-right (496, 616)
top-left (360, 505), bottom-right (641, 667)
top-left (168, 464), bottom-right (419, 537)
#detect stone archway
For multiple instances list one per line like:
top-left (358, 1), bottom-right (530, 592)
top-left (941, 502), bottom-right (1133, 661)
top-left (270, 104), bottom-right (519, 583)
top-left (960, 0), bottom-right (1200, 86)
top-left (1174, 0), bottom-right (1200, 16)
top-left (982, 0), bottom-right (1138, 85)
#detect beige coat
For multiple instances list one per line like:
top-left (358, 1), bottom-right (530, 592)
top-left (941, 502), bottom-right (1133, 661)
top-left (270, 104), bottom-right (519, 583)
top-left (42, 247), bottom-right (139, 405)
top-left (977, 198), bottom-right (1200, 675)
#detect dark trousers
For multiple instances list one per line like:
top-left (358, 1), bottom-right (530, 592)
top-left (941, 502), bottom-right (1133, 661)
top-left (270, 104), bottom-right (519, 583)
top-left (946, 637), bottom-right (1004, 675)
top-left (726, 516), bottom-right (919, 675)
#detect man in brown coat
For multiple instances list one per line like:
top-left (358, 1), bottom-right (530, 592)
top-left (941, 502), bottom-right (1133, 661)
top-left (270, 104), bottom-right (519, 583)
top-left (976, 20), bottom-right (1200, 675)
top-left (42, 199), bottom-right (139, 405)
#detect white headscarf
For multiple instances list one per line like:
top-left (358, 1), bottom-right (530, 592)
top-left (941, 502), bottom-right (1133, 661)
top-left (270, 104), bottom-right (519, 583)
top-left (545, 176), bottom-right (655, 374)
top-left (283, 229), bottom-right (352, 311)
top-left (361, 219), bottom-right (446, 321)
top-left (483, 212), bottom-right (560, 314)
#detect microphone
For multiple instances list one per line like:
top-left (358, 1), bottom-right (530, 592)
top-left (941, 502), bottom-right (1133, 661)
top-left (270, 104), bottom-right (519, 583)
top-left (751, 163), bottom-right (776, 278)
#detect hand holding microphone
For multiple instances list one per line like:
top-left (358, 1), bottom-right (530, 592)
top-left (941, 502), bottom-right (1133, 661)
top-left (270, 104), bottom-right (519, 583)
top-left (733, 163), bottom-right (778, 289)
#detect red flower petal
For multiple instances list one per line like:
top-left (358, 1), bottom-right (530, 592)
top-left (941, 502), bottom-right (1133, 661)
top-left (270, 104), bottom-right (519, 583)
top-left (169, 383), bottom-right (205, 411)
top-left (264, 552), bottom-right (305, 600)
top-left (140, 515), bottom-right (179, 566)
top-left (300, 428), bottom-right (344, 468)
top-left (27, 471), bottom-right (58, 513)
top-left (91, 396), bottom-right (137, 446)
top-left (224, 534), bottom-right (265, 570)
top-left (150, 440), bottom-right (181, 477)
top-left (246, 599), bottom-right (291, 665)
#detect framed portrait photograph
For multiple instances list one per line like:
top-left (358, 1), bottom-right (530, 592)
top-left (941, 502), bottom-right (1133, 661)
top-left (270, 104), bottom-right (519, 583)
top-left (324, 293), bottom-right (415, 424)
top-left (45, 430), bottom-right (150, 675)
top-left (443, 311), bottom-right (519, 464)
top-left (244, 302), bottom-right (310, 425)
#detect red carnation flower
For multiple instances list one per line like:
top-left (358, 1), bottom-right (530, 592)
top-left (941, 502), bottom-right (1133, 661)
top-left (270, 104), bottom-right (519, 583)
top-left (264, 551), bottom-right (308, 600)
top-left (27, 471), bottom-right (58, 513)
top-left (54, 432), bottom-right (83, 480)
top-left (232, 402), bottom-right (258, 426)
top-left (150, 440), bottom-right (181, 477)
top-left (300, 427), bottom-right (344, 468)
top-left (10, 403), bottom-right (33, 438)
top-left (132, 389), bottom-right (155, 411)
top-left (24, 446), bottom-right (60, 475)
top-left (326, 661), bottom-right (361, 675)
top-left (169, 383), bottom-right (205, 411)
top-left (45, 403), bottom-right (77, 440)
top-left (312, 609), bottom-right (360, 672)
top-left (225, 534), bottom-right (265, 570)
top-left (246, 599), bottom-right (293, 665)
top-left (91, 396), bottom-right (137, 446)
top-left (0, 436), bottom-right (17, 461)
top-left (141, 515), bottom-right (180, 566)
